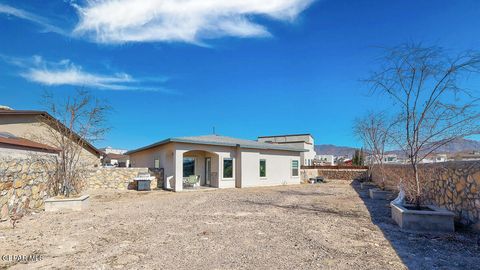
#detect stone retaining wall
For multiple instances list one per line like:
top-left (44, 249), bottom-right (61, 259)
top-left (301, 168), bottom-right (368, 182)
top-left (86, 167), bottom-right (158, 190)
top-left (1, 163), bottom-right (161, 222)
top-left (371, 161), bottom-right (480, 230)
top-left (0, 159), bottom-right (50, 221)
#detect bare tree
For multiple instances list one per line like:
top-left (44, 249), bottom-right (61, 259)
top-left (366, 44), bottom-right (480, 205)
top-left (354, 112), bottom-right (392, 189)
top-left (39, 90), bottom-right (109, 197)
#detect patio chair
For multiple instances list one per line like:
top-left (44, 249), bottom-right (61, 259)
top-left (183, 175), bottom-right (200, 188)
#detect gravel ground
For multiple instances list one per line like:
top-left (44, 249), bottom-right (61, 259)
top-left (0, 180), bottom-right (479, 269)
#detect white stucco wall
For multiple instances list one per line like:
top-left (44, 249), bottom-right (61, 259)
top-left (258, 134), bottom-right (316, 166)
top-left (238, 148), bottom-right (301, 188)
top-left (301, 143), bottom-right (316, 166)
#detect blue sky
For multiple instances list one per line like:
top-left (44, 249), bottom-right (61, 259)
top-left (1, 0), bottom-right (479, 150)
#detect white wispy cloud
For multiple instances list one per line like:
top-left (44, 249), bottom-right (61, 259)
top-left (1, 55), bottom-right (168, 92)
top-left (73, 0), bottom-right (314, 44)
top-left (0, 4), bottom-right (67, 36)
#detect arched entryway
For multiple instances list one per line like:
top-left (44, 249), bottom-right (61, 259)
top-left (182, 150), bottom-right (219, 188)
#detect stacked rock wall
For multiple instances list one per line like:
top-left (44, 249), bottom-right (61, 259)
top-left (0, 159), bottom-right (50, 221)
top-left (371, 161), bottom-right (480, 229)
top-left (301, 168), bottom-right (368, 182)
top-left (86, 167), bottom-right (157, 190)
top-left (1, 162), bottom-right (160, 221)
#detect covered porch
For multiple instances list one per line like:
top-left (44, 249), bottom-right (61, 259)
top-left (165, 145), bottom-right (237, 192)
top-left (181, 150), bottom-right (219, 189)
top-left (164, 147), bottom-right (233, 192)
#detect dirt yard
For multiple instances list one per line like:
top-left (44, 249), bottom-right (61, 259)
top-left (1, 181), bottom-right (478, 269)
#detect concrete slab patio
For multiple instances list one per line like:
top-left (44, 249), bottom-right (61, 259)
top-left (0, 181), bottom-right (478, 269)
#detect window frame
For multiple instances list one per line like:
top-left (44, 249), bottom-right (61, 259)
top-left (291, 160), bottom-right (299, 177)
top-left (183, 157), bottom-right (196, 178)
top-left (259, 159), bottom-right (267, 178)
top-left (222, 158), bottom-right (234, 179)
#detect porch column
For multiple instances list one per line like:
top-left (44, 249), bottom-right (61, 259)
top-left (173, 149), bottom-right (184, 192)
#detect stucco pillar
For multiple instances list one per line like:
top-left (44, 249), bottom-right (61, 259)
top-left (173, 149), bottom-right (184, 192)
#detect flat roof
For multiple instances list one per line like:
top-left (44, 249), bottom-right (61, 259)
top-left (258, 133), bottom-right (312, 138)
top-left (126, 135), bottom-right (307, 155)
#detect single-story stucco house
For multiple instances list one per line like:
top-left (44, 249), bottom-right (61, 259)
top-left (126, 135), bottom-right (306, 191)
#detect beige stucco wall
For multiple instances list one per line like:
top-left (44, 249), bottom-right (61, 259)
top-left (0, 147), bottom-right (58, 159)
top-left (129, 142), bottom-right (302, 191)
top-left (0, 114), bottom-right (100, 166)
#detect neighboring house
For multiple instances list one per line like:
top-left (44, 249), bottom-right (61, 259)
top-left (100, 146), bottom-right (130, 167)
top-left (127, 135), bottom-right (305, 192)
top-left (343, 159), bottom-right (353, 165)
top-left (0, 132), bottom-right (60, 158)
top-left (451, 151), bottom-right (480, 161)
top-left (315, 154), bottom-right (335, 166)
top-left (257, 134), bottom-right (316, 166)
top-left (103, 153), bottom-right (130, 167)
top-left (0, 110), bottom-right (102, 166)
top-left (99, 146), bottom-right (128, 155)
top-left (334, 155), bottom-right (350, 165)
top-left (366, 154), bottom-right (399, 164)
top-left (421, 153), bottom-right (448, 163)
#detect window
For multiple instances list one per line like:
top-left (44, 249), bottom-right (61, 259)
top-left (291, 160), bottom-right (299, 177)
top-left (223, 158), bottom-right (233, 178)
top-left (260, 159), bottom-right (266, 177)
top-left (154, 158), bottom-right (160, 169)
top-left (183, 157), bottom-right (195, 177)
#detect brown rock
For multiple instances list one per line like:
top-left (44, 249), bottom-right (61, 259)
top-left (467, 175), bottom-right (474, 184)
top-left (446, 189), bottom-right (453, 199)
top-left (0, 204), bottom-right (8, 221)
top-left (456, 181), bottom-right (466, 192)
top-left (14, 180), bottom-right (24, 189)
top-left (3, 182), bottom-right (13, 190)
top-left (474, 171), bottom-right (480, 185)
top-left (38, 183), bottom-right (46, 191)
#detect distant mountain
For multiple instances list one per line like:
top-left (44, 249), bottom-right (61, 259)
top-left (316, 138), bottom-right (480, 157)
top-left (386, 138), bottom-right (480, 157)
top-left (433, 138), bottom-right (480, 153)
top-left (315, 144), bottom-right (357, 157)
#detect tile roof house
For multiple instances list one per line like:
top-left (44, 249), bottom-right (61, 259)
top-left (127, 135), bottom-right (305, 191)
